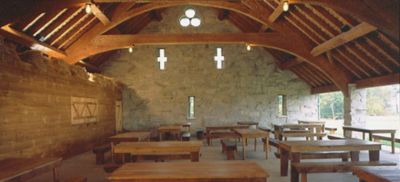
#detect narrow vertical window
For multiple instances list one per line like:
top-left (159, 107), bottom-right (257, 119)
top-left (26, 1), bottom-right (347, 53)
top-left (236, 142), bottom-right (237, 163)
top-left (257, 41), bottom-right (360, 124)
top-left (188, 96), bottom-right (195, 119)
top-left (278, 95), bottom-right (287, 116)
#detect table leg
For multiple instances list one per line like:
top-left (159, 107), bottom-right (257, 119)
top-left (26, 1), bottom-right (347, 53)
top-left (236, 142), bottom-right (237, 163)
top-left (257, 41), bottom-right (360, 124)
top-left (362, 132), bottom-right (365, 140)
top-left (207, 131), bottom-right (211, 146)
top-left (280, 148), bottom-right (289, 176)
top-left (264, 137), bottom-right (269, 160)
top-left (52, 167), bottom-right (59, 182)
top-left (391, 133), bottom-right (395, 154)
top-left (242, 137), bottom-right (246, 160)
top-left (254, 138), bottom-right (257, 151)
top-left (368, 132), bottom-right (373, 141)
top-left (191, 152), bottom-right (200, 162)
top-left (369, 150), bottom-right (380, 161)
top-left (350, 151), bottom-right (360, 162)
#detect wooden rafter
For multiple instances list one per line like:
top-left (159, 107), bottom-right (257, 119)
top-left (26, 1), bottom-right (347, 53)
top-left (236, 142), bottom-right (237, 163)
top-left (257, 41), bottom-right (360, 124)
top-left (311, 85), bottom-right (340, 94)
top-left (356, 73), bottom-right (400, 89)
top-left (268, 1), bottom-right (285, 23)
top-left (279, 58), bottom-right (303, 70)
top-left (33, 8), bottom-right (68, 37)
top-left (43, 7), bottom-right (85, 42)
top-left (311, 22), bottom-right (377, 56)
top-left (288, 0), bottom-right (399, 41)
top-left (90, 4), bottom-right (110, 25)
top-left (0, 24), bottom-right (66, 59)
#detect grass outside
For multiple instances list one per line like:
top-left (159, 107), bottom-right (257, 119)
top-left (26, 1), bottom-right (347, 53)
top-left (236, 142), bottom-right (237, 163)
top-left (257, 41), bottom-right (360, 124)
top-left (380, 140), bottom-right (400, 148)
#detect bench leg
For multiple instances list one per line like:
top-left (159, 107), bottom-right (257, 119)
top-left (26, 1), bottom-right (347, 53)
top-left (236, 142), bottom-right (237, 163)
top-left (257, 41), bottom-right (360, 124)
top-left (226, 150), bottom-right (235, 160)
top-left (350, 151), bottom-right (360, 162)
top-left (300, 173), bottom-right (307, 182)
top-left (369, 150), bottom-right (380, 161)
top-left (290, 166), bottom-right (299, 182)
top-left (191, 152), bottom-right (200, 162)
top-left (95, 153), bottom-right (105, 164)
top-left (114, 153), bottom-right (124, 164)
top-left (391, 133), bottom-right (395, 154)
top-left (254, 138), bottom-right (257, 151)
top-left (241, 137), bottom-right (246, 160)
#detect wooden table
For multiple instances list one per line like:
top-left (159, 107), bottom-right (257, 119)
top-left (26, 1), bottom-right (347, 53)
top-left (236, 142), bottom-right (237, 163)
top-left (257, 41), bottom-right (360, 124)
top-left (108, 161), bottom-right (269, 182)
top-left (234, 128), bottom-right (269, 160)
top-left (113, 141), bottom-right (202, 162)
top-left (109, 131), bottom-right (151, 160)
top-left (298, 120), bottom-right (325, 132)
top-left (279, 139), bottom-right (381, 176)
top-left (353, 166), bottom-right (400, 182)
top-left (205, 125), bottom-right (249, 145)
top-left (343, 125), bottom-right (397, 153)
top-left (274, 124), bottom-right (325, 141)
top-left (281, 132), bottom-right (327, 141)
top-left (0, 158), bottom-right (62, 182)
top-left (109, 131), bottom-right (150, 144)
top-left (158, 125), bottom-right (182, 141)
top-left (237, 121), bottom-right (259, 127)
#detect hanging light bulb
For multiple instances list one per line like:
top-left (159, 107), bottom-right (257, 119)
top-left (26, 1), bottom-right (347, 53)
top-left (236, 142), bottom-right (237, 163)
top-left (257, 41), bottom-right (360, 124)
top-left (246, 44), bottom-right (251, 51)
top-left (85, 3), bottom-right (92, 14)
top-left (128, 47), bottom-right (133, 53)
top-left (283, 1), bottom-right (289, 12)
top-left (179, 17), bottom-right (190, 27)
top-left (185, 8), bottom-right (196, 18)
top-left (190, 17), bottom-right (201, 27)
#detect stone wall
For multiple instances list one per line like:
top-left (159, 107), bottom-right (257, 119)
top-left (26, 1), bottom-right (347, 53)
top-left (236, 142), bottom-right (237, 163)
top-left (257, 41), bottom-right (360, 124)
top-left (0, 37), bottom-right (122, 159)
top-left (344, 84), bottom-right (367, 137)
top-left (101, 6), bottom-right (318, 131)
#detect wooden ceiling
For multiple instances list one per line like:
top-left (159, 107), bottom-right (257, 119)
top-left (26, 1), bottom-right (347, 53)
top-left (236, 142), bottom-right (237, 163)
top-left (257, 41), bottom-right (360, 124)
top-left (0, 0), bottom-right (398, 95)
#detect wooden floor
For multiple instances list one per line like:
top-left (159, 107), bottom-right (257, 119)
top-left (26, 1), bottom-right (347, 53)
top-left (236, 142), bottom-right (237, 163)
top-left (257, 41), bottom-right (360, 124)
top-left (27, 139), bottom-right (400, 182)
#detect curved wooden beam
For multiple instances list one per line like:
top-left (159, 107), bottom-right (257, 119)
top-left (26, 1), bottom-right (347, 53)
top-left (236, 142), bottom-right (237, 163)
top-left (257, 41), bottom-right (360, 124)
top-left (64, 1), bottom-right (350, 95)
top-left (288, 0), bottom-right (399, 41)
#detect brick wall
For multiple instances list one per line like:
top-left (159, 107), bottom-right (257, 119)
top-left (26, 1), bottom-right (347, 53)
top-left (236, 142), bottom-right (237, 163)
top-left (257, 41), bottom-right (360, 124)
top-left (0, 37), bottom-right (122, 159)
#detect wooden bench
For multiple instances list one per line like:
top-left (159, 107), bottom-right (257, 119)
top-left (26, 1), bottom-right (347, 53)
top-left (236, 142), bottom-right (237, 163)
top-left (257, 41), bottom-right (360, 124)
top-left (327, 134), bottom-right (345, 140)
top-left (325, 127), bottom-right (337, 134)
top-left (208, 131), bottom-right (239, 145)
top-left (300, 151), bottom-right (349, 161)
top-left (0, 158), bottom-right (62, 182)
top-left (353, 166), bottom-right (400, 182)
top-left (92, 144), bottom-right (111, 164)
top-left (291, 161), bottom-right (397, 182)
top-left (103, 163), bottom-right (121, 173)
top-left (182, 132), bottom-right (191, 141)
top-left (220, 139), bottom-right (237, 160)
top-left (373, 134), bottom-right (400, 153)
top-left (65, 176), bottom-right (87, 182)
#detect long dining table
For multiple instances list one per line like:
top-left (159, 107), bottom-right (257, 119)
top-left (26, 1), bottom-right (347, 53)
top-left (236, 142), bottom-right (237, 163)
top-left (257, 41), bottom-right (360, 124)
top-left (113, 141), bottom-right (202, 163)
top-left (108, 161), bottom-right (269, 182)
top-left (279, 139), bottom-right (382, 176)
